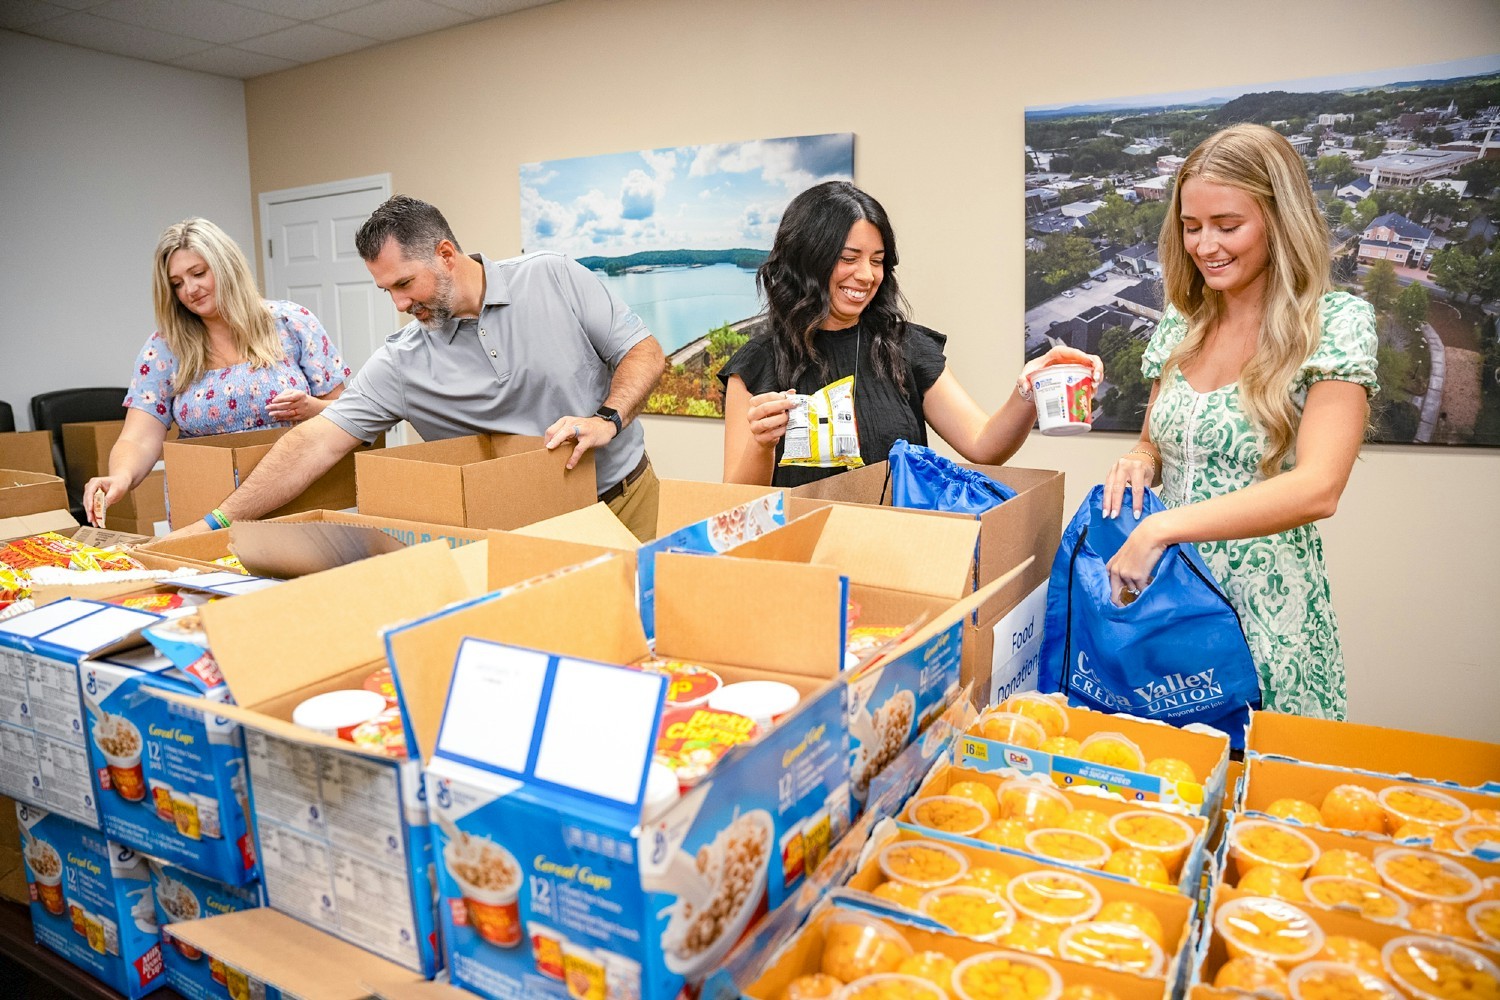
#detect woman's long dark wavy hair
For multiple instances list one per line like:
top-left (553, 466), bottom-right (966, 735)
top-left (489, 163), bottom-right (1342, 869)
top-left (758, 181), bottom-right (910, 390)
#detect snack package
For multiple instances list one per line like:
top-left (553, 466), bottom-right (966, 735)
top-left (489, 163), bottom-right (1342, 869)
top-left (779, 375), bottom-right (864, 470)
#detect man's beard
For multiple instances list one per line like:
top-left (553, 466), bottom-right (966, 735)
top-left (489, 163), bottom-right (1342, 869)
top-left (414, 265), bottom-right (456, 331)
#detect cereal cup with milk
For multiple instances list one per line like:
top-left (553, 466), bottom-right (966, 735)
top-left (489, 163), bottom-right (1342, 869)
top-left (25, 839), bottom-right (65, 916)
top-left (93, 715), bottom-right (146, 803)
top-left (445, 835), bottom-right (523, 948)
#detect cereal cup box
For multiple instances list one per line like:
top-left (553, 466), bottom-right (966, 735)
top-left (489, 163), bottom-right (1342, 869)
top-left (148, 860), bottom-right (263, 1000)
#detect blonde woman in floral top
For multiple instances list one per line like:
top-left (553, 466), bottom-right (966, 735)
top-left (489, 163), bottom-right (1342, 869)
top-left (84, 219), bottom-right (349, 524)
top-left (1101, 125), bottom-right (1377, 720)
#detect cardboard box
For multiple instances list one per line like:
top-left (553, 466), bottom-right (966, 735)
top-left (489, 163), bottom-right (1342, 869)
top-left (62, 420), bottom-right (171, 524)
top-left (1246, 710), bottom-right (1500, 795)
top-left (162, 908), bottom-right (429, 1000)
top-left (147, 860), bottom-right (263, 1000)
top-left (354, 433), bottom-right (594, 530)
top-left (154, 543), bottom-right (482, 976)
top-left (0, 470), bottom-right (73, 540)
top-left (163, 428), bottom-right (379, 530)
top-left (959, 697), bottom-right (1231, 817)
top-left (84, 643), bottom-right (257, 885)
top-left (0, 598), bottom-right (171, 827)
top-left (132, 531), bottom-right (243, 575)
top-left (0, 793), bottom-right (27, 903)
top-left (15, 801), bottom-right (166, 998)
top-left (0, 431), bottom-right (57, 475)
top-left (269, 508), bottom-right (488, 550)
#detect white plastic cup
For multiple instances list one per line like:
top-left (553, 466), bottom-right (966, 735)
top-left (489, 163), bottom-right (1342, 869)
top-left (642, 761), bottom-right (680, 821)
top-left (292, 690), bottom-right (387, 741)
top-left (708, 681), bottom-right (800, 730)
top-left (1030, 363), bottom-right (1095, 436)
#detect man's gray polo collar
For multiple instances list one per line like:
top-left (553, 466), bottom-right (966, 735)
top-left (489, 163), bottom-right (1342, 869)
top-left (440, 253), bottom-right (513, 343)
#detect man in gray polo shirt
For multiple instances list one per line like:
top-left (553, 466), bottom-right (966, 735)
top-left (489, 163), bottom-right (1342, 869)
top-left (174, 195), bottom-right (666, 540)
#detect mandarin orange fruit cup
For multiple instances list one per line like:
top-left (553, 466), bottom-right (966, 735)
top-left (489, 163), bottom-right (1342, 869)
top-left (1213, 895), bottom-right (1326, 967)
top-left (947, 781), bottom-right (1002, 821)
top-left (1077, 732), bottom-right (1146, 772)
top-left (951, 950), bottom-right (1064, 1000)
top-left (1237, 864), bottom-right (1310, 902)
top-left (1469, 901), bottom-right (1500, 946)
top-left (1322, 785), bottom-right (1387, 834)
top-left (996, 780), bottom-right (1072, 831)
top-left (819, 910), bottom-right (914, 982)
top-left (1380, 935), bottom-right (1500, 1000)
top-left (1380, 786), bottom-right (1472, 834)
top-left (1095, 899), bottom-right (1167, 948)
top-left (919, 886), bottom-right (1016, 942)
top-left (877, 840), bottom-right (968, 890)
top-left (1229, 819), bottom-right (1322, 878)
top-left (976, 820), bottom-right (1031, 850)
top-left (1025, 829), bottom-right (1112, 870)
top-left (908, 795), bottom-right (991, 838)
top-left (1058, 810), bottom-right (1118, 849)
top-left (1318, 935), bottom-right (1386, 976)
top-left (974, 711), bottom-right (1047, 750)
top-left (1005, 870), bottom-right (1102, 925)
top-left (1375, 849), bottom-right (1482, 906)
top-left (1039, 736), bottom-right (1082, 758)
top-left (998, 693), bottom-right (1070, 740)
top-left (1001, 918), bottom-right (1063, 956)
top-left (896, 950), bottom-right (957, 991)
top-left (1056, 920), bottom-right (1165, 977)
top-left (1214, 956), bottom-right (1292, 993)
top-left (1288, 960), bottom-right (1402, 1000)
top-left (1102, 848), bottom-right (1172, 886)
top-left (1308, 848), bottom-right (1381, 884)
top-left (1266, 798), bottom-right (1325, 827)
top-left (1108, 810), bottom-right (1196, 879)
top-left (1302, 874), bottom-right (1409, 925)
top-left (839, 972), bottom-right (948, 1000)
top-left (1144, 757), bottom-right (1198, 785)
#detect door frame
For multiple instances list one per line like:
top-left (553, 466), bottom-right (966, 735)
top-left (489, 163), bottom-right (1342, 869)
top-left (257, 173), bottom-right (391, 293)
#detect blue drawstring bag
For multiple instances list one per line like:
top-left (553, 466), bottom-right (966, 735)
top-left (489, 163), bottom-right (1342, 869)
top-left (1038, 484), bottom-right (1262, 747)
top-left (888, 439), bottom-right (1015, 516)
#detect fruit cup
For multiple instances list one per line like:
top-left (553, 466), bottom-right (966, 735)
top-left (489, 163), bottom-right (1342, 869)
top-left (1380, 935), bottom-right (1500, 1000)
top-left (951, 950), bottom-right (1064, 1000)
top-left (996, 780), bottom-right (1072, 831)
top-left (1107, 810), bottom-right (1196, 880)
top-left (1467, 900), bottom-right (1500, 947)
top-left (973, 711), bottom-right (1047, 751)
top-left (1302, 875), bottom-right (1409, 925)
top-left (919, 886), bottom-right (1016, 942)
top-left (1213, 896), bottom-right (1326, 968)
top-left (841, 973), bottom-right (948, 1000)
top-left (1006, 870), bottom-right (1102, 926)
top-left (1024, 829), bottom-right (1111, 871)
top-left (1077, 732), bottom-right (1145, 772)
top-left (1229, 819), bottom-right (1322, 878)
top-left (819, 910), bottom-right (914, 982)
top-left (1288, 961), bottom-right (1402, 1000)
top-left (908, 796), bottom-right (991, 838)
top-left (1056, 921), bottom-right (1165, 977)
top-left (1374, 849), bottom-right (1482, 907)
top-left (997, 693), bottom-right (1070, 740)
top-left (877, 840), bottom-right (968, 890)
top-left (1379, 786), bottom-right (1472, 834)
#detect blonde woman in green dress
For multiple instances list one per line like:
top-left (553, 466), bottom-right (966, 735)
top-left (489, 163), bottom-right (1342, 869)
top-left (1101, 124), bottom-right (1377, 720)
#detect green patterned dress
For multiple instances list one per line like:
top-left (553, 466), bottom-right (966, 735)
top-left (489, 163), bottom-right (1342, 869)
top-left (1141, 291), bottom-right (1378, 720)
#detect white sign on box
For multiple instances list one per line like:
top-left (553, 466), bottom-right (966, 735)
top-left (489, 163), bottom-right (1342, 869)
top-left (988, 582), bottom-right (1048, 706)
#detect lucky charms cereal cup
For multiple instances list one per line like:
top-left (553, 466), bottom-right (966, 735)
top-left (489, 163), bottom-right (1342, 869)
top-left (819, 910), bottom-right (914, 982)
top-left (997, 693), bottom-right (1069, 740)
top-left (1468, 901), bottom-right (1500, 946)
top-left (1375, 849), bottom-right (1482, 906)
top-left (1006, 870), bottom-right (1102, 926)
top-left (996, 779), bottom-right (1072, 831)
top-left (919, 887), bottom-right (1016, 942)
top-left (908, 796), bottom-right (991, 838)
top-left (444, 835), bottom-right (523, 948)
top-left (1030, 363), bottom-right (1095, 436)
top-left (951, 950), bottom-right (1064, 1000)
top-left (1107, 810), bottom-right (1196, 879)
top-left (1303, 875), bottom-right (1409, 925)
top-left (1289, 961), bottom-right (1402, 1000)
top-left (708, 680), bottom-right (800, 731)
top-left (840, 973), bottom-right (948, 1000)
top-left (1056, 921), bottom-right (1165, 977)
top-left (1213, 896), bottom-right (1326, 967)
top-left (974, 711), bottom-right (1046, 751)
top-left (1024, 829), bottom-right (1111, 871)
top-left (1077, 732), bottom-right (1146, 772)
top-left (1379, 786), bottom-right (1472, 833)
top-left (1229, 819), bottom-right (1322, 878)
top-left (1380, 935), bottom-right (1500, 1000)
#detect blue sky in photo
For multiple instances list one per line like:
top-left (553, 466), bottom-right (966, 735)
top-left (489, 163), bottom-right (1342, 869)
top-left (1027, 54), bottom-right (1500, 116)
top-left (520, 133), bottom-right (854, 257)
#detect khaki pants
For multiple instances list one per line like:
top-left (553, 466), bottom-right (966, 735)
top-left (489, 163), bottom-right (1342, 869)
top-left (606, 461), bottom-right (659, 542)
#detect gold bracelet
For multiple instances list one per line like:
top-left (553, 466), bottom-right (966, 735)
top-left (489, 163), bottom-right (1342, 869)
top-left (1123, 449), bottom-right (1158, 477)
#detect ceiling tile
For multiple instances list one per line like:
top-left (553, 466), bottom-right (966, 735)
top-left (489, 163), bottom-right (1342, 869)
top-left (319, 0), bottom-right (469, 42)
top-left (0, 0), bottom-right (73, 30)
top-left (234, 21), bottom-right (375, 62)
top-left (431, 0), bottom-right (553, 18)
top-left (22, 11), bottom-right (210, 61)
top-left (225, 0), bottom-right (372, 18)
top-left (89, 0), bottom-right (297, 45)
top-left (170, 44), bottom-right (298, 78)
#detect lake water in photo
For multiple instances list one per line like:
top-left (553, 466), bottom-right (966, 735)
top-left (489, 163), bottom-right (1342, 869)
top-left (599, 263), bottom-right (763, 355)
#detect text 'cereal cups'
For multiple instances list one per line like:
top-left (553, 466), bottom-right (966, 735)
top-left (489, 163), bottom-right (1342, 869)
top-left (1379, 786), bottom-right (1472, 833)
top-left (1375, 849), bottom-right (1483, 906)
top-left (878, 840), bottom-right (968, 890)
top-left (819, 910), bottom-right (914, 982)
top-left (1302, 875), bottom-right (1410, 925)
top-left (292, 689), bottom-right (387, 741)
top-left (840, 972), bottom-right (948, 1000)
top-left (909, 796), bottom-right (992, 838)
top-left (951, 949), bottom-right (1064, 1000)
top-left (1108, 810), bottom-right (1196, 880)
top-left (1380, 935), bottom-right (1500, 1000)
top-left (919, 887), bottom-right (1016, 943)
top-left (708, 680), bottom-right (800, 730)
top-left (1288, 961), bottom-right (1402, 1000)
top-left (1006, 870), bottom-right (1103, 926)
top-left (1229, 819), bottom-right (1322, 878)
top-left (1213, 896), bottom-right (1326, 968)
top-left (1030, 364), bottom-right (1096, 436)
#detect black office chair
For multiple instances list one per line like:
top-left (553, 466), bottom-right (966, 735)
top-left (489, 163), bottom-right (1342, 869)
top-left (29, 387), bottom-right (130, 520)
top-left (0, 401), bottom-right (14, 434)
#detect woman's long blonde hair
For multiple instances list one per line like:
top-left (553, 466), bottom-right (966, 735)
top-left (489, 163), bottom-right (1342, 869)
top-left (1157, 124), bottom-right (1332, 477)
top-left (151, 219), bottom-right (282, 391)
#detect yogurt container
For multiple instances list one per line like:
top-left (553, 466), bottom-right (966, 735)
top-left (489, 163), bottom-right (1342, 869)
top-left (291, 689), bottom-right (387, 741)
top-left (708, 681), bottom-right (799, 730)
top-left (1030, 363), bottom-right (1095, 436)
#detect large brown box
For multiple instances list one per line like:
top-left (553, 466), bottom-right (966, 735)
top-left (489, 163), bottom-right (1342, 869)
top-left (0, 470), bottom-right (73, 540)
top-left (61, 420), bottom-right (172, 525)
top-left (354, 433), bottom-right (596, 530)
top-left (163, 427), bottom-right (378, 529)
top-left (0, 431), bottom-right (55, 475)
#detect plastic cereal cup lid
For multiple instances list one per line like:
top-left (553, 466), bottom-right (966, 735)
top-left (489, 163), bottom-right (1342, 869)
top-left (998, 692), bottom-right (1070, 739)
top-left (1056, 921), bottom-right (1165, 977)
top-left (1229, 819), bottom-right (1323, 877)
top-left (1288, 961), bottom-right (1402, 1000)
top-left (1302, 875), bottom-right (1410, 925)
top-left (707, 680), bottom-right (800, 729)
top-left (1005, 869), bottom-right (1103, 925)
top-left (1374, 848), bottom-right (1482, 905)
top-left (1213, 896), bottom-right (1326, 967)
top-left (1467, 900), bottom-right (1500, 946)
top-left (839, 973), bottom-right (948, 1000)
top-left (1024, 829), bottom-right (1112, 870)
top-left (1379, 786), bottom-right (1472, 831)
top-left (974, 710), bottom-right (1047, 750)
top-left (951, 949), bottom-right (1063, 1000)
top-left (292, 689), bottom-right (387, 737)
top-left (908, 795), bottom-right (992, 838)
top-left (1380, 935), bottom-right (1500, 1000)
top-left (918, 886), bottom-right (1016, 943)
top-left (877, 839), bottom-right (969, 889)
top-left (1076, 731), bottom-right (1146, 771)
top-left (642, 761), bottom-right (681, 820)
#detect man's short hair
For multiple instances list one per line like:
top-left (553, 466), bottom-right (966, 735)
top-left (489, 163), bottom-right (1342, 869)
top-left (355, 195), bottom-right (462, 261)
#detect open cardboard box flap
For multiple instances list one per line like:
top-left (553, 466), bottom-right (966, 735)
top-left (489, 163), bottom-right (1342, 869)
top-left (229, 518), bottom-right (408, 578)
top-left (487, 529), bottom-right (635, 592)
top-left (725, 503), bottom-right (980, 601)
top-left (362, 979), bottom-right (478, 1000)
top-left (512, 501), bottom-right (640, 549)
top-left (655, 479), bottom-right (784, 536)
top-left (165, 909), bottom-right (424, 1000)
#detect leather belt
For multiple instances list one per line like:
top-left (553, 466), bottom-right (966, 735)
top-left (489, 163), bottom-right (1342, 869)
top-left (598, 452), bottom-right (650, 504)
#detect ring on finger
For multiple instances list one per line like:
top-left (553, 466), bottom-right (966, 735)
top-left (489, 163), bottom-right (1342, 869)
top-left (572, 424), bottom-right (582, 437)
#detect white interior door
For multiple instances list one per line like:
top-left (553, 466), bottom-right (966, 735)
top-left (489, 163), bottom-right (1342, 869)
top-left (260, 175), bottom-right (414, 445)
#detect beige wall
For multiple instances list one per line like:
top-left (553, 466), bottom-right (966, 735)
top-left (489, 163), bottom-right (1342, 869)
top-left (245, 0), bottom-right (1500, 740)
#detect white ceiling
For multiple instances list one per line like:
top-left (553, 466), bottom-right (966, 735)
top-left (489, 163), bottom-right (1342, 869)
top-left (1, 0), bottom-right (560, 79)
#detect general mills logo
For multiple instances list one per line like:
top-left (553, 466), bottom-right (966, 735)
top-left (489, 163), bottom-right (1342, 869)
top-left (435, 782), bottom-right (452, 810)
top-left (86, 674), bottom-right (98, 696)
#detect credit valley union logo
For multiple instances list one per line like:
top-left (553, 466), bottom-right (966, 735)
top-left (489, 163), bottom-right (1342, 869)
top-left (1133, 669), bottom-right (1224, 712)
top-left (1068, 652), bottom-right (1132, 711)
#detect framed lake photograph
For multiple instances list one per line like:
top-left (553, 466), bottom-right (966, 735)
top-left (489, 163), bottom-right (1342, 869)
top-left (521, 133), bottom-right (855, 418)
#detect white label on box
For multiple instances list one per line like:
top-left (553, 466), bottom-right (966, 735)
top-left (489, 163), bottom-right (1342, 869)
top-left (989, 582), bottom-right (1049, 706)
top-left (0, 599), bottom-right (95, 638)
top-left (533, 658), bottom-right (661, 805)
top-left (45, 606), bottom-right (156, 653)
top-left (437, 640), bottom-right (548, 774)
